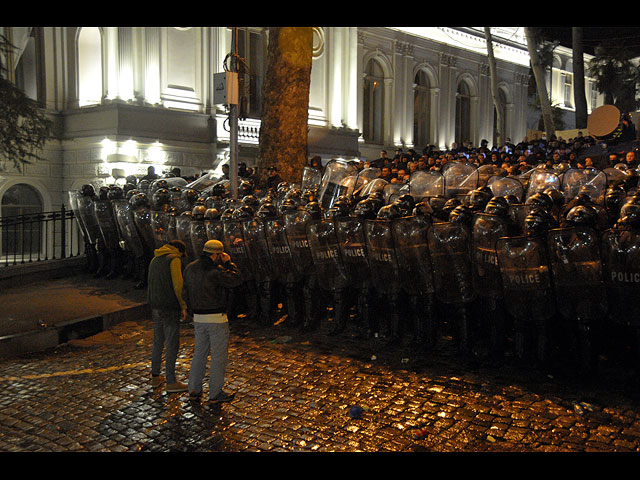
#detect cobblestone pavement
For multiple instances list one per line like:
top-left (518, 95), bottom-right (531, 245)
top-left (2, 312), bottom-right (640, 453)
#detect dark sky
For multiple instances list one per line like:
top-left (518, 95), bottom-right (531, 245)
top-left (536, 27), bottom-right (640, 56)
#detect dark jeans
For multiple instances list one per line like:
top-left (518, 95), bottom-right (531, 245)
top-left (151, 309), bottom-right (180, 384)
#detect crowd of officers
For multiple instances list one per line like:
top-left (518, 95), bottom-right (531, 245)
top-left (69, 135), bottom-right (640, 381)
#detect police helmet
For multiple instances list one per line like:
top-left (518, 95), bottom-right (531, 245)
top-left (279, 198), bottom-right (299, 214)
top-left (256, 203), bottom-right (278, 219)
top-left (192, 205), bottom-right (207, 219)
top-left (233, 205), bottom-right (256, 220)
top-left (543, 187), bottom-right (565, 208)
top-left (242, 195), bottom-right (260, 207)
top-left (220, 208), bottom-right (235, 222)
top-left (204, 208), bottom-right (221, 221)
top-left (617, 211), bottom-right (640, 229)
top-left (394, 194), bottom-right (415, 213)
top-left (412, 201), bottom-right (434, 217)
top-left (448, 204), bottom-right (474, 227)
top-left (129, 192), bottom-right (149, 209)
top-left (352, 199), bottom-right (378, 220)
top-left (80, 184), bottom-right (95, 198)
top-left (152, 188), bottom-right (171, 209)
top-left (523, 208), bottom-right (550, 237)
top-left (484, 196), bottom-right (509, 217)
top-left (565, 205), bottom-right (598, 228)
top-left (304, 201), bottom-right (323, 220)
top-left (182, 188), bottom-right (199, 205)
top-left (107, 186), bottom-right (124, 200)
top-left (376, 204), bottom-right (402, 221)
top-left (468, 187), bottom-right (492, 211)
top-left (526, 192), bottom-right (553, 212)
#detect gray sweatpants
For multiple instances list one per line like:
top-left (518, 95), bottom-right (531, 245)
top-left (188, 322), bottom-right (230, 400)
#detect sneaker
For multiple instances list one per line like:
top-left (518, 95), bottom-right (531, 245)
top-left (151, 375), bottom-right (165, 387)
top-left (165, 382), bottom-right (188, 393)
top-left (208, 391), bottom-right (235, 404)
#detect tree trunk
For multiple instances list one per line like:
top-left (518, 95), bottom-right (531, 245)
top-left (257, 27), bottom-right (313, 186)
top-left (525, 27), bottom-right (556, 139)
top-left (572, 27), bottom-right (588, 129)
top-left (484, 28), bottom-right (503, 147)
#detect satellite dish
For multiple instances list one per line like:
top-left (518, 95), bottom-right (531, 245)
top-left (587, 104), bottom-right (621, 138)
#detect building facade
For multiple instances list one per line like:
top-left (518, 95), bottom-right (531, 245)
top-left (0, 26), bottom-right (605, 222)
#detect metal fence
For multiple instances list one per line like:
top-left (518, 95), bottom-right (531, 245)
top-left (0, 205), bottom-right (85, 267)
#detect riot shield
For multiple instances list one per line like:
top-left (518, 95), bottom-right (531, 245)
top-left (351, 167), bottom-right (382, 200)
top-left (283, 209), bottom-right (315, 278)
top-left (408, 170), bottom-right (445, 201)
top-left (471, 213), bottom-right (510, 300)
top-left (76, 194), bottom-right (102, 246)
top-left (335, 216), bottom-right (370, 290)
top-left (561, 168), bottom-right (607, 202)
top-left (495, 235), bottom-right (555, 323)
top-left (363, 219), bottom-right (402, 296)
top-left (488, 176), bottom-right (525, 203)
top-left (391, 215), bottom-right (435, 296)
top-left (242, 216), bottom-right (275, 284)
top-left (359, 178), bottom-right (389, 199)
top-left (603, 167), bottom-right (629, 186)
top-left (443, 162), bottom-right (478, 198)
top-left (132, 206), bottom-right (156, 254)
top-left (175, 212), bottom-right (196, 260)
top-left (427, 222), bottom-right (474, 305)
top-left (112, 198), bottom-right (145, 257)
top-left (601, 228), bottom-right (640, 327)
top-left (189, 217), bottom-right (208, 259)
top-left (306, 217), bottom-right (348, 292)
top-left (383, 183), bottom-right (405, 205)
top-left (68, 191), bottom-right (90, 243)
top-left (93, 197), bottom-right (120, 251)
top-left (301, 166), bottom-right (323, 190)
top-left (264, 216), bottom-right (300, 285)
top-left (318, 159), bottom-right (359, 210)
top-left (150, 209), bottom-right (171, 248)
top-left (205, 217), bottom-right (224, 241)
top-left (525, 171), bottom-right (561, 202)
top-left (547, 226), bottom-right (607, 321)
top-left (222, 218), bottom-right (254, 281)
top-left (477, 165), bottom-right (505, 187)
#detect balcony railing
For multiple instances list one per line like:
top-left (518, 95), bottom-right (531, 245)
top-left (0, 206), bottom-right (85, 267)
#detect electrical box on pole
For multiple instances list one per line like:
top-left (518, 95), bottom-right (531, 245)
top-left (213, 71), bottom-right (239, 105)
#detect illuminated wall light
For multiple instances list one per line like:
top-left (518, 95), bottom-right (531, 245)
top-left (100, 138), bottom-right (116, 161)
top-left (148, 141), bottom-right (167, 165)
top-left (120, 139), bottom-right (138, 158)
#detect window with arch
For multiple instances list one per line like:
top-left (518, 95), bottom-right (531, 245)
top-left (413, 69), bottom-right (431, 149)
top-left (77, 27), bottom-right (103, 107)
top-left (455, 81), bottom-right (471, 146)
top-left (235, 27), bottom-right (266, 119)
top-left (1, 184), bottom-right (44, 258)
top-left (363, 58), bottom-right (385, 144)
top-left (15, 28), bottom-right (42, 103)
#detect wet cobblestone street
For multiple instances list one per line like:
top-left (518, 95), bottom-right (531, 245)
top-left (2, 313), bottom-right (640, 453)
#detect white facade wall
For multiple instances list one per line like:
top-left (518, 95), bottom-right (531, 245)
top-left (0, 26), bottom-right (601, 213)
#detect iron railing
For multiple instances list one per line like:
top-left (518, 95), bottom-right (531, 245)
top-left (0, 205), bottom-right (85, 267)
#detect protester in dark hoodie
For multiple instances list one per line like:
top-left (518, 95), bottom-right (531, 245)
top-left (182, 239), bottom-right (243, 405)
top-left (147, 240), bottom-right (188, 393)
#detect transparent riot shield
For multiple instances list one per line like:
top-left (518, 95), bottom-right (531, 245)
top-left (391, 215), bottom-right (435, 296)
top-left (359, 178), bottom-right (389, 199)
top-left (561, 168), bottom-right (607, 203)
top-left (112, 198), bottom-right (145, 257)
top-left (547, 226), bottom-right (607, 322)
top-left (283, 209), bottom-right (315, 278)
top-left (507, 204), bottom-right (531, 236)
top-left (190, 218), bottom-right (208, 259)
top-left (427, 222), bottom-right (474, 305)
top-left (525, 171), bottom-right (561, 202)
top-left (601, 228), bottom-right (640, 327)
top-left (488, 176), bottom-right (525, 203)
top-left (264, 216), bottom-right (300, 285)
top-left (318, 159), bottom-right (359, 210)
top-left (301, 166), bottom-right (323, 190)
top-left (76, 194), bottom-right (103, 246)
top-left (185, 171), bottom-right (223, 192)
top-left (443, 162), bottom-right (478, 198)
top-left (222, 218), bottom-right (254, 281)
top-left (306, 217), bottom-right (348, 292)
top-left (68, 191), bottom-right (90, 243)
top-left (93, 198), bottom-right (120, 251)
top-left (335, 216), bottom-right (370, 290)
top-left (471, 213), bottom-right (510, 300)
top-left (495, 235), bottom-right (555, 323)
top-left (477, 165), bottom-right (505, 187)
top-left (131, 205), bottom-right (155, 254)
top-left (242, 216), bottom-right (275, 285)
top-left (364, 218), bottom-right (403, 297)
top-left (175, 212), bottom-right (196, 260)
top-left (603, 167), bottom-right (629, 186)
top-left (383, 183), bottom-right (405, 205)
top-left (351, 167), bottom-right (382, 200)
top-left (408, 170), bottom-right (445, 201)
top-left (150, 209), bottom-right (171, 248)
top-left (205, 217), bottom-right (224, 241)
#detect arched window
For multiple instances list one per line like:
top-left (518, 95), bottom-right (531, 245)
top-left (1, 184), bottom-right (44, 258)
top-left (413, 70), bottom-right (430, 149)
top-left (15, 28), bottom-right (41, 102)
top-left (236, 27), bottom-right (266, 118)
top-left (78, 27), bottom-right (103, 107)
top-left (455, 81), bottom-right (471, 146)
top-left (363, 59), bottom-right (385, 144)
